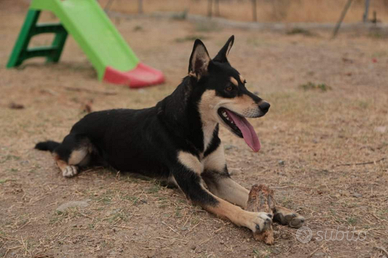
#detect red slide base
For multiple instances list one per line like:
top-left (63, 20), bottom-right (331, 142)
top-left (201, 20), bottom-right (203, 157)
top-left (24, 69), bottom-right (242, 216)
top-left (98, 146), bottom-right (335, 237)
top-left (103, 63), bottom-right (165, 88)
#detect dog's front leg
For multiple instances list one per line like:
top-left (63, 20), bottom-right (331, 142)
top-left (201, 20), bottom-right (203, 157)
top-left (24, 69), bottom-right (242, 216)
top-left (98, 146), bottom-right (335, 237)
top-left (173, 151), bottom-right (272, 233)
top-left (201, 144), bottom-right (250, 208)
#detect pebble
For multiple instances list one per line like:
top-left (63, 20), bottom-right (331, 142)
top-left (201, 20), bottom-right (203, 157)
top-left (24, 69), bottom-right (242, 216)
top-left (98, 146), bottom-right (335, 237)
top-left (353, 192), bottom-right (362, 198)
top-left (374, 126), bottom-right (386, 133)
top-left (313, 251), bottom-right (326, 257)
top-left (56, 199), bottom-right (91, 213)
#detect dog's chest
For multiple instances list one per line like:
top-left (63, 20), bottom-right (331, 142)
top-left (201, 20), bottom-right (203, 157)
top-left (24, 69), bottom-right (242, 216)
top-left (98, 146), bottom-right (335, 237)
top-left (202, 122), bottom-right (217, 152)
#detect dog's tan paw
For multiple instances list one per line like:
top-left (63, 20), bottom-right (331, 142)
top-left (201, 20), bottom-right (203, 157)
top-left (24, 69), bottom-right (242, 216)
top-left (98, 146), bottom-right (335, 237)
top-left (273, 206), bottom-right (305, 228)
top-left (62, 165), bottom-right (79, 178)
top-left (243, 211), bottom-right (273, 233)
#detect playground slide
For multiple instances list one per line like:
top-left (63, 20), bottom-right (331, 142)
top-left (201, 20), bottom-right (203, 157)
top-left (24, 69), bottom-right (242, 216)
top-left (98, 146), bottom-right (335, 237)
top-left (27, 0), bottom-right (164, 88)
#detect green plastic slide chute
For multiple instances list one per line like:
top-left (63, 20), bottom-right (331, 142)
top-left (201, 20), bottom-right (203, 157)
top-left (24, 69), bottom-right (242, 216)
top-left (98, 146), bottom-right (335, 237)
top-left (7, 0), bottom-right (164, 88)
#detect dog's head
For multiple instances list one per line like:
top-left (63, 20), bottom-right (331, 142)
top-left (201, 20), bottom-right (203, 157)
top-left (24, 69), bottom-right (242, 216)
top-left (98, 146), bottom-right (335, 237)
top-left (189, 36), bottom-right (270, 152)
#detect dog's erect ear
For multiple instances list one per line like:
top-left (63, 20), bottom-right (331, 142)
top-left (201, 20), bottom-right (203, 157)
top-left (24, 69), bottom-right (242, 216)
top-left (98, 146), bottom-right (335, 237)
top-left (213, 35), bottom-right (234, 63)
top-left (188, 39), bottom-right (211, 77)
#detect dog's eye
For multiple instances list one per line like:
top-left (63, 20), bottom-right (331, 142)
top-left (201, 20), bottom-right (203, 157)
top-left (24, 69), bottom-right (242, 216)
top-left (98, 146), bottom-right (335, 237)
top-left (243, 80), bottom-right (247, 84)
top-left (226, 86), bottom-right (233, 92)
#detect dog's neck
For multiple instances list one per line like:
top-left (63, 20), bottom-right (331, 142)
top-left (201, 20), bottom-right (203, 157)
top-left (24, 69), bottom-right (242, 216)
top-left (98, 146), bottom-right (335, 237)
top-left (157, 77), bottom-right (218, 154)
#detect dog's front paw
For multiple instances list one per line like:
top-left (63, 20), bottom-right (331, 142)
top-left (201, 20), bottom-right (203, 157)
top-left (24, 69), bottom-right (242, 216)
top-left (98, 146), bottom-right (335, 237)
top-left (243, 211), bottom-right (272, 233)
top-left (273, 206), bottom-right (305, 228)
top-left (62, 165), bottom-right (79, 178)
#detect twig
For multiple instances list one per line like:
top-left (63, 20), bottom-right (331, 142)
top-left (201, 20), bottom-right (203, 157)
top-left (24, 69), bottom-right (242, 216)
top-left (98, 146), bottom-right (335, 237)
top-left (113, 225), bottom-right (134, 230)
top-left (335, 158), bottom-right (385, 167)
top-left (374, 246), bottom-right (388, 256)
top-left (161, 221), bottom-right (180, 235)
top-left (309, 243), bottom-right (325, 257)
top-left (18, 219), bottom-right (31, 229)
top-left (64, 86), bottom-right (117, 96)
top-left (372, 213), bottom-right (387, 222)
top-left (199, 237), bottom-right (211, 245)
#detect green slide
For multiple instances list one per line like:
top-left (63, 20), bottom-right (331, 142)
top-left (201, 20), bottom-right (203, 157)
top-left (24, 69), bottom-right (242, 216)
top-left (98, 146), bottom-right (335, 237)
top-left (7, 0), bottom-right (164, 88)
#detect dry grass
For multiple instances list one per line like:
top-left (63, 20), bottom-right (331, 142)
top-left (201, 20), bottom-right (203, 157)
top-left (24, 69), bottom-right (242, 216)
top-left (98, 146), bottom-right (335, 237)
top-left (1, 0), bottom-right (388, 257)
top-left (100, 0), bottom-right (388, 23)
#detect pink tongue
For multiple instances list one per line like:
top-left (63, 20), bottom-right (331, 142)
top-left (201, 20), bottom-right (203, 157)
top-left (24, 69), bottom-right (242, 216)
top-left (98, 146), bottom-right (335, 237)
top-left (225, 110), bottom-right (261, 152)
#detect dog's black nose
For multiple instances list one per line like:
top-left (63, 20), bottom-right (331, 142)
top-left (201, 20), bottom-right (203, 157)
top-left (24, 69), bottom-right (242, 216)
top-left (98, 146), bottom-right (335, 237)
top-left (259, 102), bottom-right (270, 113)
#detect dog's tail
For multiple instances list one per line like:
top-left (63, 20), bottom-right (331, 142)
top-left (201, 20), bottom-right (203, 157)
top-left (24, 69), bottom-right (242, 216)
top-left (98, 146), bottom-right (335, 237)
top-left (34, 141), bottom-right (60, 153)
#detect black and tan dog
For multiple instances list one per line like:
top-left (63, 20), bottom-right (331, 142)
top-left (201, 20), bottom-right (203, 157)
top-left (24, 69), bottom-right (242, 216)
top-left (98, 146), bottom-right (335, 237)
top-left (36, 36), bottom-right (303, 234)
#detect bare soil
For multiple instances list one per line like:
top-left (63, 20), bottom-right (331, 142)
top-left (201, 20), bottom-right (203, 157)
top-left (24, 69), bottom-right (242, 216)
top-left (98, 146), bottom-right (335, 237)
top-left (1, 1), bottom-right (388, 257)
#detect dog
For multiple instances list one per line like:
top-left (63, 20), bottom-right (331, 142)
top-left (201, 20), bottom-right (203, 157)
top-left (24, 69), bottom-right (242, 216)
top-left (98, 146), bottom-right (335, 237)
top-left (35, 36), bottom-right (304, 234)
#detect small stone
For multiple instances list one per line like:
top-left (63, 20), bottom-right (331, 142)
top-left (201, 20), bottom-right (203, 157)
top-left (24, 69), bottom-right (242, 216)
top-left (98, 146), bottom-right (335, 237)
top-left (56, 199), bottom-right (90, 213)
top-left (278, 160), bottom-right (285, 166)
top-left (313, 252), bottom-right (326, 257)
top-left (353, 192), bottom-right (362, 198)
top-left (224, 144), bottom-right (237, 150)
top-left (375, 126), bottom-right (386, 133)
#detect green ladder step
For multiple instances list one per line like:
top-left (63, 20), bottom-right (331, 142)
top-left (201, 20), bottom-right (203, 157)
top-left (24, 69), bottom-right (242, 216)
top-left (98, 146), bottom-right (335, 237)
top-left (7, 9), bottom-right (68, 68)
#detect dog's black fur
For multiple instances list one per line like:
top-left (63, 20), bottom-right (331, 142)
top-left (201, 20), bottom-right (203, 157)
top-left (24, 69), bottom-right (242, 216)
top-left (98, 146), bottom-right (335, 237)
top-left (35, 36), bottom-right (280, 233)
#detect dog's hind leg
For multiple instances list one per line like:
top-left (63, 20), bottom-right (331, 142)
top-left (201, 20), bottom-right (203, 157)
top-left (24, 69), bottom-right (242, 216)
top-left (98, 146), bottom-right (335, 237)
top-left (201, 145), bottom-right (250, 208)
top-left (53, 134), bottom-right (93, 178)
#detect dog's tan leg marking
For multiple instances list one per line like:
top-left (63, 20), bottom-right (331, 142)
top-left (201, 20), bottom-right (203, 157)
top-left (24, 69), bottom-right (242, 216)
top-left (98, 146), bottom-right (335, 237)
top-left (202, 145), bottom-right (250, 208)
top-left (178, 151), bottom-right (204, 175)
top-left (204, 192), bottom-right (272, 233)
top-left (68, 149), bottom-right (89, 166)
top-left (54, 154), bottom-right (79, 178)
top-left (203, 143), bottom-right (226, 171)
top-left (273, 205), bottom-right (305, 228)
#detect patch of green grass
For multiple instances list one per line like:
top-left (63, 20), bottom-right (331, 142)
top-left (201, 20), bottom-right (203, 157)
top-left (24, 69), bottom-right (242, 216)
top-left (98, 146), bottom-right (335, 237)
top-left (357, 100), bottom-right (369, 109)
top-left (123, 195), bottom-right (140, 205)
top-left (0, 178), bottom-right (13, 184)
top-left (287, 27), bottom-right (314, 36)
top-left (170, 9), bottom-right (188, 20)
top-left (300, 82), bottom-right (332, 92)
top-left (146, 184), bottom-right (161, 194)
top-left (246, 38), bottom-right (270, 47)
top-left (133, 25), bottom-right (143, 32)
top-left (157, 197), bottom-right (169, 208)
top-left (0, 155), bottom-right (21, 164)
top-left (99, 196), bottom-right (112, 204)
top-left (195, 21), bottom-right (220, 32)
top-left (376, 209), bottom-right (388, 219)
top-left (346, 216), bottom-right (357, 225)
top-left (105, 209), bottom-right (129, 224)
top-left (372, 51), bottom-right (387, 58)
top-left (175, 207), bottom-right (183, 218)
top-left (253, 249), bottom-right (260, 256)
top-left (175, 35), bottom-right (208, 43)
top-left (253, 248), bottom-right (271, 258)
top-left (368, 30), bottom-right (388, 39)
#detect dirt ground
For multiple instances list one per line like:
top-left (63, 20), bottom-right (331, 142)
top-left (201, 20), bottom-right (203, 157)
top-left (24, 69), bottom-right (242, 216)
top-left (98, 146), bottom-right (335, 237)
top-left (1, 1), bottom-right (388, 258)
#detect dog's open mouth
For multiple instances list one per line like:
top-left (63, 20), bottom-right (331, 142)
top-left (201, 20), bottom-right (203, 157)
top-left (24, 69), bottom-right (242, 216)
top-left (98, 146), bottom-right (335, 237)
top-left (218, 108), bottom-right (261, 152)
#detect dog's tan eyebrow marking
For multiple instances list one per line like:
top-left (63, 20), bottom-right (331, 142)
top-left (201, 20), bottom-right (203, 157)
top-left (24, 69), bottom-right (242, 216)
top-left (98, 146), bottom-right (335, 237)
top-left (230, 77), bottom-right (238, 86)
top-left (239, 74), bottom-right (245, 84)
